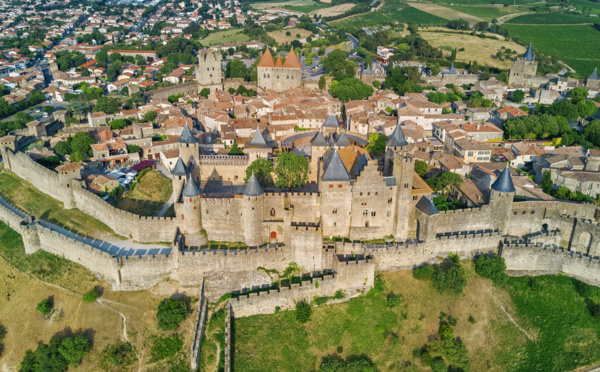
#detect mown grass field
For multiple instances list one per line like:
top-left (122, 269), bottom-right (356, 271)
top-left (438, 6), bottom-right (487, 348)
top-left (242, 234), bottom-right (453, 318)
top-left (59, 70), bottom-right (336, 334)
top-left (503, 24), bottom-right (600, 77)
top-left (233, 266), bottom-right (600, 371)
top-left (0, 170), bottom-right (117, 239)
top-left (506, 12), bottom-right (595, 24)
top-left (112, 170), bottom-right (172, 216)
top-left (285, 3), bottom-right (330, 12)
top-left (333, 0), bottom-right (447, 27)
top-left (202, 29), bottom-right (250, 46)
top-left (445, 4), bottom-right (527, 20)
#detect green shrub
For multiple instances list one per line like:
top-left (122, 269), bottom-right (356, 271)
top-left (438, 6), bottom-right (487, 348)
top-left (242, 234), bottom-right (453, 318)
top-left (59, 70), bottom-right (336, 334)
top-left (448, 253), bottom-right (460, 263)
top-left (475, 254), bottom-right (508, 286)
top-left (386, 292), bottom-right (403, 307)
top-left (468, 315), bottom-right (477, 324)
top-left (413, 265), bottom-right (434, 280)
top-left (439, 324), bottom-right (454, 340)
top-left (82, 289), bottom-right (99, 303)
top-left (421, 351), bottom-right (433, 365)
top-left (447, 316), bottom-right (457, 326)
top-left (36, 298), bottom-right (53, 316)
top-left (150, 334), bottom-right (182, 362)
top-left (20, 332), bottom-right (92, 371)
top-left (337, 346), bottom-right (343, 353)
top-left (296, 301), bottom-right (312, 323)
top-left (156, 298), bottom-right (189, 331)
top-left (430, 357), bottom-right (447, 372)
top-left (334, 290), bottom-right (345, 299)
top-left (431, 264), bottom-right (468, 294)
top-left (103, 341), bottom-right (134, 366)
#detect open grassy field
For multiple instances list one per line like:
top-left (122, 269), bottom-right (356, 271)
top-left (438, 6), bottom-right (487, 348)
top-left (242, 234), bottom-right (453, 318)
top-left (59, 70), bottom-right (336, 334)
top-left (0, 170), bottom-right (118, 239)
top-left (233, 265), bottom-right (600, 371)
top-left (202, 29), bottom-right (250, 46)
top-left (309, 3), bottom-right (354, 17)
top-left (250, 0), bottom-right (314, 10)
top-left (506, 12), bottom-right (596, 24)
top-left (445, 4), bottom-right (527, 21)
top-left (408, 3), bottom-right (483, 23)
top-left (503, 24), bottom-right (600, 77)
top-left (420, 28), bottom-right (526, 69)
top-left (285, 3), bottom-right (330, 12)
top-left (112, 170), bottom-right (172, 216)
top-left (268, 27), bottom-right (313, 44)
top-left (0, 221), bottom-right (197, 371)
top-left (332, 0), bottom-right (447, 27)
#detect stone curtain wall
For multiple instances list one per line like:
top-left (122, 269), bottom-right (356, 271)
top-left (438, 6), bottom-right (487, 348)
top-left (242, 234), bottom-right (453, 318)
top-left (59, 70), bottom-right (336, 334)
top-left (144, 82), bottom-right (198, 100)
top-left (190, 280), bottom-right (208, 371)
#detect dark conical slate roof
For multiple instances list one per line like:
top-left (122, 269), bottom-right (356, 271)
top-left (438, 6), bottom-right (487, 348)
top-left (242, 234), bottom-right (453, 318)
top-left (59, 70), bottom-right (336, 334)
top-left (322, 114), bottom-right (340, 128)
top-left (447, 63), bottom-right (457, 75)
top-left (416, 196), bottom-right (439, 216)
top-left (182, 179), bottom-right (202, 197)
top-left (523, 44), bottom-right (534, 62)
top-left (311, 131), bottom-right (328, 147)
top-left (328, 134), bottom-right (335, 147)
top-left (491, 166), bottom-right (516, 193)
top-left (336, 131), bottom-right (350, 147)
top-left (243, 171), bottom-right (264, 196)
top-left (171, 157), bottom-right (187, 176)
top-left (246, 127), bottom-right (269, 147)
top-left (178, 124), bottom-right (198, 144)
top-left (322, 149), bottom-right (350, 182)
top-left (588, 68), bottom-right (599, 81)
top-left (386, 125), bottom-right (408, 147)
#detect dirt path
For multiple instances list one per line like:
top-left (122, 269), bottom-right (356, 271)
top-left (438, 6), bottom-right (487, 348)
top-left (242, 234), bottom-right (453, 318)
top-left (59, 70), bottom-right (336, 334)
top-left (487, 286), bottom-right (534, 341)
top-left (496, 11), bottom-right (534, 24)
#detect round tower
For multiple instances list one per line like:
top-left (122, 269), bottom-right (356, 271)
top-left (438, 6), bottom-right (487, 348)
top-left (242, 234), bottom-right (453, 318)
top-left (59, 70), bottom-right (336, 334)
top-left (171, 157), bottom-right (188, 198)
top-left (384, 124), bottom-right (409, 176)
top-left (21, 221), bottom-right (41, 254)
top-left (242, 172), bottom-right (265, 247)
top-left (489, 166), bottom-right (516, 235)
top-left (181, 179), bottom-right (204, 246)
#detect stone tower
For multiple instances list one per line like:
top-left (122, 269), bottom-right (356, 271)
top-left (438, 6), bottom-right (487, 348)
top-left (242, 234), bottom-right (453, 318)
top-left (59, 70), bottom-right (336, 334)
top-left (309, 131), bottom-right (328, 182)
top-left (489, 166), bottom-right (515, 235)
top-left (320, 148), bottom-right (352, 238)
top-left (182, 178), bottom-right (205, 246)
top-left (509, 44), bottom-right (538, 86)
top-left (171, 157), bottom-right (187, 198)
top-left (197, 49), bottom-right (223, 93)
top-left (55, 162), bottom-right (83, 209)
top-left (384, 123), bottom-right (409, 176)
top-left (392, 150), bottom-right (414, 242)
top-left (585, 68), bottom-right (600, 89)
top-left (415, 196), bottom-right (440, 243)
top-left (178, 125), bottom-right (200, 182)
top-left (257, 49), bottom-right (302, 92)
top-left (242, 172), bottom-right (265, 247)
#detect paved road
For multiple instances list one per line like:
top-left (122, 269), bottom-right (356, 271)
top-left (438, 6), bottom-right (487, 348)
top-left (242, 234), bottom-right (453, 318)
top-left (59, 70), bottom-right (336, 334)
top-left (157, 192), bottom-right (174, 218)
top-left (346, 33), bottom-right (359, 50)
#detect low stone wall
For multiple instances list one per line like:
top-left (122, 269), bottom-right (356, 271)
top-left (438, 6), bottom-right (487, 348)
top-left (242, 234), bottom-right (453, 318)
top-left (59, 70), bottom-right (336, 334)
top-left (224, 301), bottom-right (232, 372)
top-left (190, 280), bottom-right (208, 371)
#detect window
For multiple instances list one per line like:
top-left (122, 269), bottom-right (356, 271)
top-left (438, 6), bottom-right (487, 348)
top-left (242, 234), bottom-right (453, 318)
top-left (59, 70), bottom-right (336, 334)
top-left (387, 210), bottom-right (391, 216)
top-left (270, 209), bottom-right (275, 216)
top-left (360, 192), bottom-right (363, 196)
top-left (332, 209), bottom-right (337, 214)
top-left (338, 184), bottom-right (342, 188)
top-left (468, 151), bottom-right (474, 157)
top-left (182, 214), bottom-right (184, 220)
top-left (371, 211), bottom-right (376, 217)
top-left (363, 210), bottom-right (368, 216)
top-left (329, 184), bottom-right (333, 188)
top-left (388, 198), bottom-right (393, 204)
top-left (361, 202), bottom-right (367, 206)
top-left (365, 221), bottom-right (369, 227)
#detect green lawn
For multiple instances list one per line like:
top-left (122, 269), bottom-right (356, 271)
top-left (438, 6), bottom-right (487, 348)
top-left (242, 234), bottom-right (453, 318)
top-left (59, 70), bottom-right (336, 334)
top-left (506, 12), bottom-right (596, 24)
top-left (201, 29), bottom-right (250, 46)
top-left (233, 267), bottom-right (600, 371)
top-left (446, 5), bottom-right (527, 20)
top-left (503, 24), bottom-right (600, 77)
top-left (0, 170), bottom-right (118, 238)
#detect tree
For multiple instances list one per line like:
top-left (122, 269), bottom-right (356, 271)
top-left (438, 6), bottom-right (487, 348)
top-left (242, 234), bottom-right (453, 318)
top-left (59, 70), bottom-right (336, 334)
top-left (80, 68), bottom-right (90, 77)
top-left (365, 132), bottom-right (388, 154)
top-left (497, 70), bottom-right (509, 84)
top-left (296, 301), bottom-right (311, 323)
top-left (127, 145), bottom-right (141, 154)
top-left (200, 88), bottom-right (210, 98)
top-left (43, 106), bottom-right (54, 114)
top-left (246, 158), bottom-right (274, 187)
top-left (54, 141), bottom-right (71, 156)
top-left (578, 99), bottom-right (597, 119)
top-left (414, 160), bottom-right (428, 177)
top-left (432, 263), bottom-right (468, 294)
top-left (431, 63), bottom-right (440, 76)
top-left (427, 171), bottom-right (463, 192)
top-left (82, 289), bottom-right (99, 303)
top-left (58, 335), bottom-right (91, 366)
top-left (541, 171), bottom-right (553, 194)
top-left (228, 139), bottom-right (244, 155)
top-left (330, 78), bottom-right (373, 102)
top-left (475, 254), bottom-right (508, 286)
top-left (121, 86), bottom-right (129, 96)
top-left (225, 58), bottom-right (249, 79)
top-left (108, 119), bottom-right (128, 130)
top-left (584, 120), bottom-right (600, 147)
top-left (93, 96), bottom-right (121, 114)
top-left (511, 89), bottom-right (525, 103)
top-left (321, 49), bottom-right (355, 77)
top-left (142, 110), bottom-right (157, 123)
top-left (156, 298), bottom-right (189, 331)
top-left (439, 324), bottom-right (454, 340)
top-left (570, 87), bottom-right (589, 103)
top-left (109, 52), bottom-right (122, 63)
top-left (274, 151), bottom-right (308, 189)
top-left (71, 132), bottom-right (95, 156)
top-left (36, 298), bottom-right (53, 316)
top-left (318, 75), bottom-right (326, 91)
top-left (228, 87), bottom-right (236, 95)
top-left (548, 100), bottom-right (578, 122)
top-left (68, 101), bottom-right (91, 119)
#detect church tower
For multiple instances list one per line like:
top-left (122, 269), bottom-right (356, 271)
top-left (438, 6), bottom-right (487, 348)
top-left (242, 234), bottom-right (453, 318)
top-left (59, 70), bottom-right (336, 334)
top-left (509, 44), bottom-right (538, 86)
top-left (197, 49), bottom-right (223, 93)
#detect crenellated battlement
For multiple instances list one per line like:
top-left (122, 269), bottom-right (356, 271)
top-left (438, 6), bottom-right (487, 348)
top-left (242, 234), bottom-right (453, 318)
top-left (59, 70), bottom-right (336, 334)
top-left (436, 230), bottom-right (500, 240)
top-left (438, 206), bottom-right (488, 216)
top-left (181, 245), bottom-right (285, 257)
top-left (199, 155), bottom-right (249, 165)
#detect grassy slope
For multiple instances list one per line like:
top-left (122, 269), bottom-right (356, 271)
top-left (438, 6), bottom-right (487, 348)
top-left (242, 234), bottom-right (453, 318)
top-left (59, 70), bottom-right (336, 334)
top-left (502, 24), bottom-right (600, 77)
top-left (445, 5), bottom-right (526, 20)
top-left (285, 3), bottom-right (329, 12)
top-left (0, 170), bottom-right (118, 239)
top-left (234, 267), bottom-right (600, 371)
top-left (202, 29), bottom-right (250, 46)
top-left (112, 170), bottom-right (172, 216)
top-left (333, 0), bottom-right (447, 27)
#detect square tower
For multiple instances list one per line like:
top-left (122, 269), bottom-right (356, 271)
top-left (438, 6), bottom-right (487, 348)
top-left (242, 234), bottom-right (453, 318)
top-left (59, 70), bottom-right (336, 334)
top-left (197, 49), bottom-right (223, 93)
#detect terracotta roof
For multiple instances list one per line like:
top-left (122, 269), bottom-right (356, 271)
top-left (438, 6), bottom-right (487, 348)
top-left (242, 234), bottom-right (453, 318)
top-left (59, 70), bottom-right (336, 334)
top-left (55, 162), bottom-right (82, 172)
top-left (258, 49), bottom-right (275, 68)
top-left (274, 57), bottom-right (283, 67)
top-left (282, 49), bottom-right (301, 69)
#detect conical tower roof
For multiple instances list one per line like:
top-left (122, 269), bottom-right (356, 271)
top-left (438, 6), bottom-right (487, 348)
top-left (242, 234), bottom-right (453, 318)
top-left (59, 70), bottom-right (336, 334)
top-left (311, 131), bottom-right (328, 147)
top-left (588, 68), bottom-right (599, 81)
top-left (283, 49), bottom-right (302, 69)
top-left (244, 171), bottom-right (264, 197)
top-left (178, 124), bottom-right (197, 144)
top-left (171, 157), bottom-right (187, 176)
top-left (336, 131), bottom-right (350, 147)
top-left (386, 125), bottom-right (408, 147)
top-left (322, 149), bottom-right (350, 182)
top-left (416, 196), bottom-right (440, 216)
top-left (246, 126), bottom-right (269, 147)
top-left (447, 63), bottom-right (457, 75)
top-left (274, 57), bottom-right (283, 67)
top-left (258, 49), bottom-right (275, 67)
top-left (491, 165), bottom-right (516, 193)
top-left (523, 44), bottom-right (534, 62)
top-left (322, 114), bottom-right (340, 128)
top-left (182, 179), bottom-right (202, 197)
top-left (327, 134), bottom-right (335, 147)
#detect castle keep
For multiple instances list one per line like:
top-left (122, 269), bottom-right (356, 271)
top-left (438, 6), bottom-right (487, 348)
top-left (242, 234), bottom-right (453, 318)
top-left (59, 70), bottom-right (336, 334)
top-left (2, 125), bottom-right (600, 310)
top-left (257, 49), bottom-right (302, 92)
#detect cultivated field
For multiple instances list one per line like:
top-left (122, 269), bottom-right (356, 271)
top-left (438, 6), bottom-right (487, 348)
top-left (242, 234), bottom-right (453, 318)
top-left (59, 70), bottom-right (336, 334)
top-left (201, 29), bottom-right (250, 46)
top-left (503, 24), bottom-right (600, 77)
top-left (506, 12), bottom-right (595, 24)
top-left (250, 0), bottom-right (315, 10)
top-left (112, 170), bottom-right (172, 216)
top-left (420, 29), bottom-right (526, 69)
top-left (445, 4), bottom-right (527, 21)
top-left (309, 3), bottom-right (354, 17)
top-left (268, 27), bottom-right (313, 44)
top-left (332, 0), bottom-right (447, 27)
top-left (428, 0), bottom-right (541, 4)
top-left (408, 3), bottom-right (483, 23)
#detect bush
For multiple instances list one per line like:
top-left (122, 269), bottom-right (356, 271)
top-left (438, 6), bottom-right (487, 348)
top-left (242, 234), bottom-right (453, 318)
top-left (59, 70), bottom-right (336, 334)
top-left (103, 341), bottom-right (134, 366)
top-left (82, 289), bottom-right (99, 303)
top-left (387, 292), bottom-right (403, 307)
top-left (156, 298), bottom-right (189, 331)
top-left (430, 357), bottom-right (448, 372)
top-left (447, 316), bottom-right (457, 326)
top-left (475, 254), bottom-right (508, 286)
top-left (448, 253), bottom-right (460, 263)
top-left (413, 265), bottom-right (434, 280)
top-left (432, 264), bottom-right (468, 294)
top-left (296, 301), bottom-right (312, 323)
top-left (20, 332), bottom-right (92, 371)
top-left (468, 315), bottom-right (477, 324)
top-left (334, 290), bottom-right (345, 299)
top-left (150, 334), bottom-right (183, 362)
top-left (439, 324), bottom-right (454, 340)
top-left (36, 298), bottom-right (53, 316)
